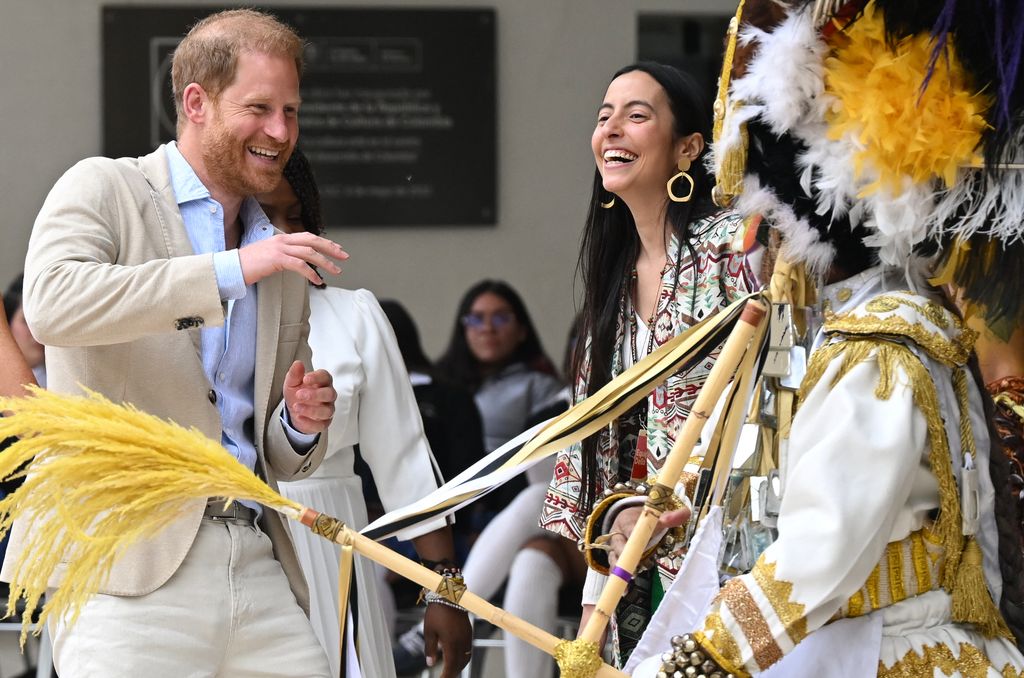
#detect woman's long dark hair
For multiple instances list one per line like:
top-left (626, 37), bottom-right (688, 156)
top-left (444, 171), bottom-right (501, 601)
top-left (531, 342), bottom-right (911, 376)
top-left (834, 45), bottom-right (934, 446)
top-left (282, 147), bottom-right (324, 236)
top-left (379, 299), bottom-right (435, 377)
top-left (436, 280), bottom-right (556, 393)
top-left (278, 147), bottom-right (328, 288)
top-left (3, 273), bottom-right (24, 323)
top-left (575, 62), bottom-right (716, 518)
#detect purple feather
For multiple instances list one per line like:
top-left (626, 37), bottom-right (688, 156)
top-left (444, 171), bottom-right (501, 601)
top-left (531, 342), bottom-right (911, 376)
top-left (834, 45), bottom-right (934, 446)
top-left (986, 0), bottom-right (1024, 131)
top-left (920, 0), bottom-right (958, 98)
top-left (999, 0), bottom-right (1024, 128)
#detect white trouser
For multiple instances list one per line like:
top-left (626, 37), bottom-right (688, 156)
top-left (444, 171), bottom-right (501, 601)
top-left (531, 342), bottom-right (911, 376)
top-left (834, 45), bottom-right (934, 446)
top-left (50, 518), bottom-right (331, 678)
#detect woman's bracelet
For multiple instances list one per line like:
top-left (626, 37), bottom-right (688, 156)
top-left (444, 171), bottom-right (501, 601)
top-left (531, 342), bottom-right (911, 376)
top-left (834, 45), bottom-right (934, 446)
top-left (422, 589), bottom-right (468, 612)
top-left (656, 633), bottom-right (735, 678)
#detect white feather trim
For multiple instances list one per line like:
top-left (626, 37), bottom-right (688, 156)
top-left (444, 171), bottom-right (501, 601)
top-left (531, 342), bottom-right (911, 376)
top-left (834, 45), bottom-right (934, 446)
top-left (735, 176), bottom-right (836, 276)
top-left (929, 132), bottom-right (1024, 244)
top-left (731, 7), bottom-right (826, 135)
top-left (794, 125), bottom-right (860, 222)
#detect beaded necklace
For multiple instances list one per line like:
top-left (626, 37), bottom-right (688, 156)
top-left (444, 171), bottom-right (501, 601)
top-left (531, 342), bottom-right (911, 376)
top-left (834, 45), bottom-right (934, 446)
top-left (628, 255), bottom-right (682, 365)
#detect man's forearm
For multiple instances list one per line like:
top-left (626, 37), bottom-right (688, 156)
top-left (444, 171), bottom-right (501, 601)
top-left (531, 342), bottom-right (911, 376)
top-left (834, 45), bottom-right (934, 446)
top-left (412, 527), bottom-right (458, 564)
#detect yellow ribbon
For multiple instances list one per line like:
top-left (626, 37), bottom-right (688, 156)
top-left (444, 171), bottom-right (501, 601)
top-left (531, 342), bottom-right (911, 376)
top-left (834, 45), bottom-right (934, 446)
top-left (337, 534), bottom-right (355, 666)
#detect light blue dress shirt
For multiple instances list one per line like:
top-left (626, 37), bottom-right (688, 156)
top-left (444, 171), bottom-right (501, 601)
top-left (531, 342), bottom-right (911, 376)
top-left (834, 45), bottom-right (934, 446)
top-left (165, 142), bottom-right (315, 480)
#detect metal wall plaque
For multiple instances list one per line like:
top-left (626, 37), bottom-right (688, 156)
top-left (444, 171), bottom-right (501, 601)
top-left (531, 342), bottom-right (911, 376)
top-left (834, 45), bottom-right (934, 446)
top-left (103, 6), bottom-right (497, 226)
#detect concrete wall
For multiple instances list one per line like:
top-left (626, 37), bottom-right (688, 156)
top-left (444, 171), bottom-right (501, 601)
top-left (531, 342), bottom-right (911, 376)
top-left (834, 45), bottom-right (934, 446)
top-left (2, 0), bottom-right (733, 361)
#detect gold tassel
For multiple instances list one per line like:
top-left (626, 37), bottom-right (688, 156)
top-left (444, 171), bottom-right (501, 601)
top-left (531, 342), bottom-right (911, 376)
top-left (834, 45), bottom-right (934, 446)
top-left (337, 541), bottom-right (354, 663)
top-left (951, 537), bottom-right (1013, 639)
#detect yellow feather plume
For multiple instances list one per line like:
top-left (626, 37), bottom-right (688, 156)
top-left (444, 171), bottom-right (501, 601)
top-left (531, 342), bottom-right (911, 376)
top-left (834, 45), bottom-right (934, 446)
top-left (0, 386), bottom-right (303, 645)
top-left (824, 1), bottom-right (990, 194)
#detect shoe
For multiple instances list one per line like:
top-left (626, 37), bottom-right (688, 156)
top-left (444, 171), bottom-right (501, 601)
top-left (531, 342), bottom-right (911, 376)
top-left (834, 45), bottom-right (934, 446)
top-left (393, 625), bottom-right (427, 675)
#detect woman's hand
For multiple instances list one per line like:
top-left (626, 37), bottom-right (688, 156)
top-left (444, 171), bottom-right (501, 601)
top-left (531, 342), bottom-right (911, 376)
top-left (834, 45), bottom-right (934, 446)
top-left (577, 604), bottom-right (609, 648)
top-left (606, 506), bottom-right (690, 568)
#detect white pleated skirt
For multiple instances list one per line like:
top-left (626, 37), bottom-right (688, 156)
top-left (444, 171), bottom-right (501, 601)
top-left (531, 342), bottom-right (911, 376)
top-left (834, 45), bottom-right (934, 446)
top-left (279, 454), bottom-right (398, 678)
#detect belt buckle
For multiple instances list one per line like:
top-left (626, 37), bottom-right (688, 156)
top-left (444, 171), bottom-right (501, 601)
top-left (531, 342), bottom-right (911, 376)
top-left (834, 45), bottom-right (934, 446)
top-left (205, 499), bottom-right (254, 524)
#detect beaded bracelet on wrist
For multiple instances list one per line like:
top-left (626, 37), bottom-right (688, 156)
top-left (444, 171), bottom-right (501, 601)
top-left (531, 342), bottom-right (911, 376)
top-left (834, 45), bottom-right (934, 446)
top-left (422, 589), bottom-right (468, 612)
top-left (420, 558), bottom-right (460, 573)
top-left (655, 633), bottom-right (735, 678)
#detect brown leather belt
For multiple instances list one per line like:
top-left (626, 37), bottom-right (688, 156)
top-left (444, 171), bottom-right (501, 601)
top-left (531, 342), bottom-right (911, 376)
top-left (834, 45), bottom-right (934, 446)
top-left (203, 499), bottom-right (257, 525)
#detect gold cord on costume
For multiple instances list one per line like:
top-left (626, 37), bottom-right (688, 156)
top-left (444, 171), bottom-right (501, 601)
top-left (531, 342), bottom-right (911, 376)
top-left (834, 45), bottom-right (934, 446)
top-left (801, 339), bottom-right (1012, 639)
top-left (951, 368), bottom-right (1012, 638)
top-left (554, 639), bottom-right (603, 678)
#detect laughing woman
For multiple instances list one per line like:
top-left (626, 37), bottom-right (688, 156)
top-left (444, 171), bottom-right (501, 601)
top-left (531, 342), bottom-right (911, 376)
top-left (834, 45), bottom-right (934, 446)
top-left (539, 62), bottom-right (754, 666)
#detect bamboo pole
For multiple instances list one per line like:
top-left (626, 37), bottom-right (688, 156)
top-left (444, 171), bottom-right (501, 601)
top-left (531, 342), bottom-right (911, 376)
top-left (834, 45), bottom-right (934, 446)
top-left (298, 508), bottom-right (629, 678)
top-left (579, 299), bottom-right (768, 645)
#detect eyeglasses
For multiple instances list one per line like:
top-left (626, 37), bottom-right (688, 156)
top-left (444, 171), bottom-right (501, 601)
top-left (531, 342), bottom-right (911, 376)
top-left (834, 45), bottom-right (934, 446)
top-left (461, 311), bottom-right (515, 330)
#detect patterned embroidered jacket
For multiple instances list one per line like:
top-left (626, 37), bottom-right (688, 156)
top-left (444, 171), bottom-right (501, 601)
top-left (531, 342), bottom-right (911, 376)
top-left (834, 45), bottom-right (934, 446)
top-left (540, 210), bottom-right (752, 578)
top-left (690, 267), bottom-right (1024, 678)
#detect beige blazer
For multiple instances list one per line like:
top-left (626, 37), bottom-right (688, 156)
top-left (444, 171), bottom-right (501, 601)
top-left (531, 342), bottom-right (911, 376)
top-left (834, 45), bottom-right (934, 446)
top-left (3, 145), bottom-right (327, 613)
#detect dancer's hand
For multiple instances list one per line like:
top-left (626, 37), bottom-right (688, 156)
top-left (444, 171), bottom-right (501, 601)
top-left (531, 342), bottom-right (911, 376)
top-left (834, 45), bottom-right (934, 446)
top-left (606, 506), bottom-right (690, 568)
top-left (424, 603), bottom-right (472, 677)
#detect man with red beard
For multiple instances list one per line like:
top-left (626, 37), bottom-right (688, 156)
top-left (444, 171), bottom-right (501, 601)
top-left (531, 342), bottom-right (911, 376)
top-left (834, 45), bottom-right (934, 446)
top-left (7, 10), bottom-right (346, 676)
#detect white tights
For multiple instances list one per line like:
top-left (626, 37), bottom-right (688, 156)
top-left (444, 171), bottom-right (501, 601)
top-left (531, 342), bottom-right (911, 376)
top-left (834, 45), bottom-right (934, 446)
top-left (462, 480), bottom-right (563, 676)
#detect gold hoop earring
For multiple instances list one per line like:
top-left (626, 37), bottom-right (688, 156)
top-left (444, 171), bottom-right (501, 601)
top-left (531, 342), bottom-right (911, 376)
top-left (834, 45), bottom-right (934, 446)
top-left (600, 196), bottom-right (616, 209)
top-left (667, 157), bottom-right (695, 203)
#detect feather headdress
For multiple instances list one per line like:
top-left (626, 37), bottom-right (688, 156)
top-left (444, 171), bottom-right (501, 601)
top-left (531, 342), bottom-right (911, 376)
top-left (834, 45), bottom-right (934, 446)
top-left (714, 0), bottom-right (1024, 323)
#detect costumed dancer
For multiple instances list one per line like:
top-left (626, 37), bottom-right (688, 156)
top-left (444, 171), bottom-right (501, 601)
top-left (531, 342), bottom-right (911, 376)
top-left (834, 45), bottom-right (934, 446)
top-left (256, 149), bottom-right (472, 678)
top-left (538, 61), bottom-right (755, 667)
top-left (632, 1), bottom-right (1024, 675)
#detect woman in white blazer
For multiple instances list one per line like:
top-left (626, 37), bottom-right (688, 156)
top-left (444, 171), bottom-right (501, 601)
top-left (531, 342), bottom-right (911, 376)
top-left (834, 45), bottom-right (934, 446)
top-left (258, 150), bottom-right (471, 678)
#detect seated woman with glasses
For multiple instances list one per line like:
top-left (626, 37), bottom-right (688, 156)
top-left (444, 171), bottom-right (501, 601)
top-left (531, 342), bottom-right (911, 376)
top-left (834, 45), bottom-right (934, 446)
top-left (438, 280), bottom-right (564, 457)
top-left (393, 281), bottom-right (565, 673)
